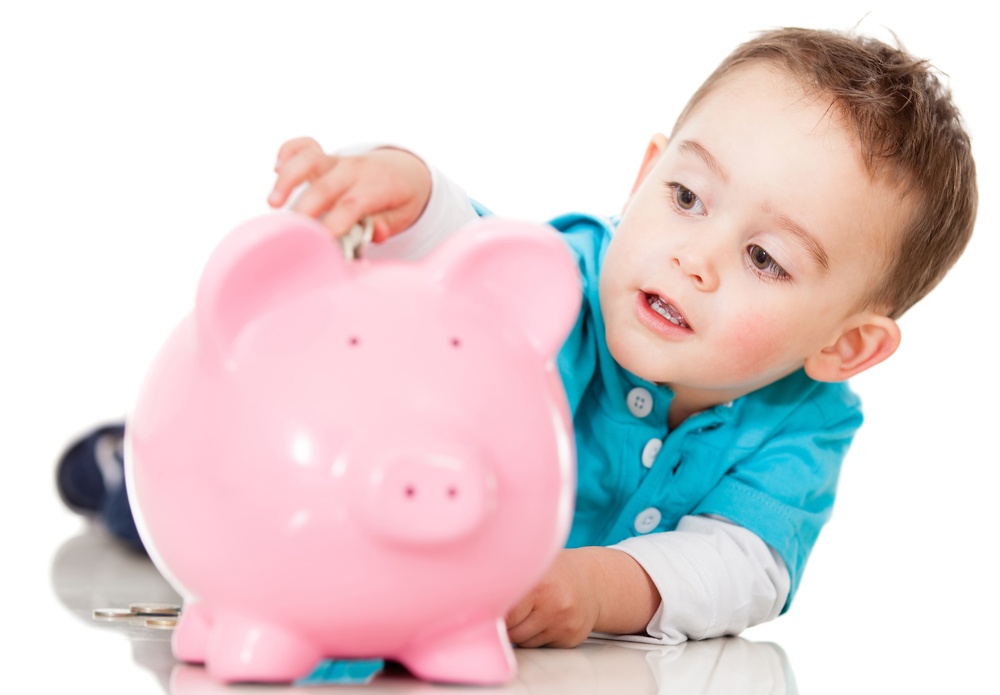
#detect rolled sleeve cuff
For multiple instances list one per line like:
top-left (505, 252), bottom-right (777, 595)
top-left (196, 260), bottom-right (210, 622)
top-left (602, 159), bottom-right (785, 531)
top-left (592, 516), bottom-right (789, 645)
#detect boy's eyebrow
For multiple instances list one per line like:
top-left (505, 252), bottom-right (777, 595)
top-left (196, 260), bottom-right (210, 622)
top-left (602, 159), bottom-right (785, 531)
top-left (679, 140), bottom-right (729, 183)
top-left (766, 206), bottom-right (830, 272)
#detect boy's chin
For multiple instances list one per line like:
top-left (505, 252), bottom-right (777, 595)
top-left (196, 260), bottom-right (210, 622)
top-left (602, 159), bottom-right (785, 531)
top-left (604, 333), bottom-right (670, 384)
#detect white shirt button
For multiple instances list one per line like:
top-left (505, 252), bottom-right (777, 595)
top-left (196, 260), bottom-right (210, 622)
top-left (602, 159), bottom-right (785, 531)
top-left (641, 438), bottom-right (662, 468)
top-left (634, 507), bottom-right (662, 534)
top-left (626, 387), bottom-right (653, 418)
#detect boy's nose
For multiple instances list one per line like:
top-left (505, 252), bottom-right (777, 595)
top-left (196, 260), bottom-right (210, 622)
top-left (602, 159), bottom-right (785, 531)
top-left (672, 246), bottom-right (719, 292)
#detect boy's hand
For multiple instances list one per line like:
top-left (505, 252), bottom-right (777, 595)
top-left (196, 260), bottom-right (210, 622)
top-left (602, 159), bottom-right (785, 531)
top-left (505, 549), bottom-right (603, 648)
top-left (505, 547), bottom-right (661, 648)
top-left (268, 137), bottom-right (432, 243)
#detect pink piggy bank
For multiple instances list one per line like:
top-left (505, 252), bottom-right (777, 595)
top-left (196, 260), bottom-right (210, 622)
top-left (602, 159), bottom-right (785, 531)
top-left (125, 213), bottom-right (580, 685)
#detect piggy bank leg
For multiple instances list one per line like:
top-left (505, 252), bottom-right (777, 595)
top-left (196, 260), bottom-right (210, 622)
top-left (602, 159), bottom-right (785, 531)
top-left (400, 617), bottom-right (516, 685)
top-left (172, 602), bottom-right (210, 664)
top-left (205, 613), bottom-right (323, 683)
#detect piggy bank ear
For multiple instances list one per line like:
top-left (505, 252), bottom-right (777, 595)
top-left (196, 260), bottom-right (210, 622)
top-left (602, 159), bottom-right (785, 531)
top-left (431, 218), bottom-right (581, 357)
top-left (196, 212), bottom-right (344, 362)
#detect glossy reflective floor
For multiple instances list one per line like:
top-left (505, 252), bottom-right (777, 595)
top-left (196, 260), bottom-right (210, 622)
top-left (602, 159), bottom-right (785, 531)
top-left (45, 526), bottom-right (795, 694)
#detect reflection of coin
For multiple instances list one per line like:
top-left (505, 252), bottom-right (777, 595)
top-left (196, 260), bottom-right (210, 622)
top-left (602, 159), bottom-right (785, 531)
top-left (145, 618), bottom-right (178, 629)
top-left (93, 608), bottom-right (133, 619)
top-left (129, 603), bottom-right (181, 616)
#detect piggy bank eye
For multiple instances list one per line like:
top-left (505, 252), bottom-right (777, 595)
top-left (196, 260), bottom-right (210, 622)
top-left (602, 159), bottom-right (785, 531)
top-left (348, 336), bottom-right (361, 347)
top-left (450, 337), bottom-right (461, 349)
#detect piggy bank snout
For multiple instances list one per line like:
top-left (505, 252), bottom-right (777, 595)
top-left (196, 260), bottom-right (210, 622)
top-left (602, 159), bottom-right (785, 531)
top-left (365, 451), bottom-right (495, 547)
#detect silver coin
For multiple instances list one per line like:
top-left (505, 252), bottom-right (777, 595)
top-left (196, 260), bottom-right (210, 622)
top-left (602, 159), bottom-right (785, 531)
top-left (338, 216), bottom-right (374, 260)
top-left (145, 617), bottom-right (178, 629)
top-left (93, 608), bottom-right (134, 620)
top-left (129, 602), bottom-right (181, 616)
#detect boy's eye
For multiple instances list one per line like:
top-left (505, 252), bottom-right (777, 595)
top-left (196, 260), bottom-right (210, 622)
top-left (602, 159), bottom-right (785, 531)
top-left (676, 186), bottom-right (698, 210)
top-left (747, 244), bottom-right (790, 281)
top-left (749, 245), bottom-right (771, 268)
top-left (666, 182), bottom-right (706, 215)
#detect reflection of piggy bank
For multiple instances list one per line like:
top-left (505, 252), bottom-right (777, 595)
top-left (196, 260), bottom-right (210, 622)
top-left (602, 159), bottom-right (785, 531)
top-left (125, 213), bottom-right (580, 685)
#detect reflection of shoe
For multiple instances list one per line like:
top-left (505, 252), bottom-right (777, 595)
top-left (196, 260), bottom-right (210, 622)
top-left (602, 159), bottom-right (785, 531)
top-left (56, 423), bottom-right (145, 551)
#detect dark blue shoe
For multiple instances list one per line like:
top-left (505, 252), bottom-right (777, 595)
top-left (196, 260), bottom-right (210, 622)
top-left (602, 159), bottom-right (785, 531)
top-left (56, 423), bottom-right (144, 551)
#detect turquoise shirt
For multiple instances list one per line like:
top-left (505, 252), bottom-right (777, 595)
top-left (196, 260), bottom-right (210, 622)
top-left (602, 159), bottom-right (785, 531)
top-left (550, 212), bottom-right (863, 607)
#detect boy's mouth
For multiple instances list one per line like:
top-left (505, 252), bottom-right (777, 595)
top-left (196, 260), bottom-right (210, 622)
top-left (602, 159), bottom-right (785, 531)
top-left (645, 293), bottom-right (690, 329)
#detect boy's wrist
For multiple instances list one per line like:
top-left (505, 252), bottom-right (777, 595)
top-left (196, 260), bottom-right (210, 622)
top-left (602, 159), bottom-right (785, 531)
top-left (577, 547), bottom-right (660, 636)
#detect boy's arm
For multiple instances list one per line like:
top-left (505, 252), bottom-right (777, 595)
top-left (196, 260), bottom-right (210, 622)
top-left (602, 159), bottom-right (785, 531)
top-left (361, 150), bottom-right (479, 261)
top-left (504, 546), bottom-right (660, 648)
top-left (609, 516), bottom-right (790, 643)
top-left (506, 516), bottom-right (789, 647)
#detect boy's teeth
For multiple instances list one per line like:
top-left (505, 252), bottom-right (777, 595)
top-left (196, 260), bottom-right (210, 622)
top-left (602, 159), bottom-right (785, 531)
top-left (647, 294), bottom-right (689, 328)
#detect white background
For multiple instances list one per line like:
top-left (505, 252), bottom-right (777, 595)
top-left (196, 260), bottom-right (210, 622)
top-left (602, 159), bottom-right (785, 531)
top-left (2, 1), bottom-right (996, 692)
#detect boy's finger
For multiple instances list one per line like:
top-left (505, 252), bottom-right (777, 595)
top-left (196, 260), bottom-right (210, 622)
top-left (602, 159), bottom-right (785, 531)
top-left (507, 613), bottom-right (549, 647)
top-left (289, 166), bottom-right (355, 219)
top-left (269, 152), bottom-right (339, 208)
top-left (316, 185), bottom-right (421, 243)
top-left (273, 136), bottom-right (320, 171)
top-left (368, 208), bottom-right (413, 243)
top-left (318, 196), bottom-right (373, 240)
top-left (512, 631), bottom-right (551, 649)
top-left (504, 597), bottom-right (535, 631)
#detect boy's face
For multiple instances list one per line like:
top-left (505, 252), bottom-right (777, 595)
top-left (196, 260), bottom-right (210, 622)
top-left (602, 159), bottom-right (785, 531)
top-left (600, 63), bottom-right (906, 410)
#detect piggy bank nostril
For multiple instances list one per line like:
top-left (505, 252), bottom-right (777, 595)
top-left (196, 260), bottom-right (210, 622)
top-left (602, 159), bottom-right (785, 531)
top-left (402, 484), bottom-right (460, 499)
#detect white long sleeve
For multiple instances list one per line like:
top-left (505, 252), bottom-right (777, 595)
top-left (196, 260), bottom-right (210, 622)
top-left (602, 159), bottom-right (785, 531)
top-left (600, 515), bottom-right (790, 644)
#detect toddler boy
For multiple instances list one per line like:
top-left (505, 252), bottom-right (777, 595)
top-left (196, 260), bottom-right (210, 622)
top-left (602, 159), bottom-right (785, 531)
top-left (267, 27), bottom-right (976, 648)
top-left (61, 27), bottom-right (976, 649)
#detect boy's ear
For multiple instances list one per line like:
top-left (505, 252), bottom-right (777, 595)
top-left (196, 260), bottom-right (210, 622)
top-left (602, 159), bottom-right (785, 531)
top-left (804, 313), bottom-right (901, 382)
top-left (624, 134), bottom-right (670, 211)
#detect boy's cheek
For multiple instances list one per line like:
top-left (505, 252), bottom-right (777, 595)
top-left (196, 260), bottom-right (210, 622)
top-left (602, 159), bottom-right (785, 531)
top-left (711, 311), bottom-right (804, 382)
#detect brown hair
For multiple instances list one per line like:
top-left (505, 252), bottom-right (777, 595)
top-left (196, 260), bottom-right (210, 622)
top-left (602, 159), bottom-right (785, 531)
top-left (674, 27), bottom-right (977, 318)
